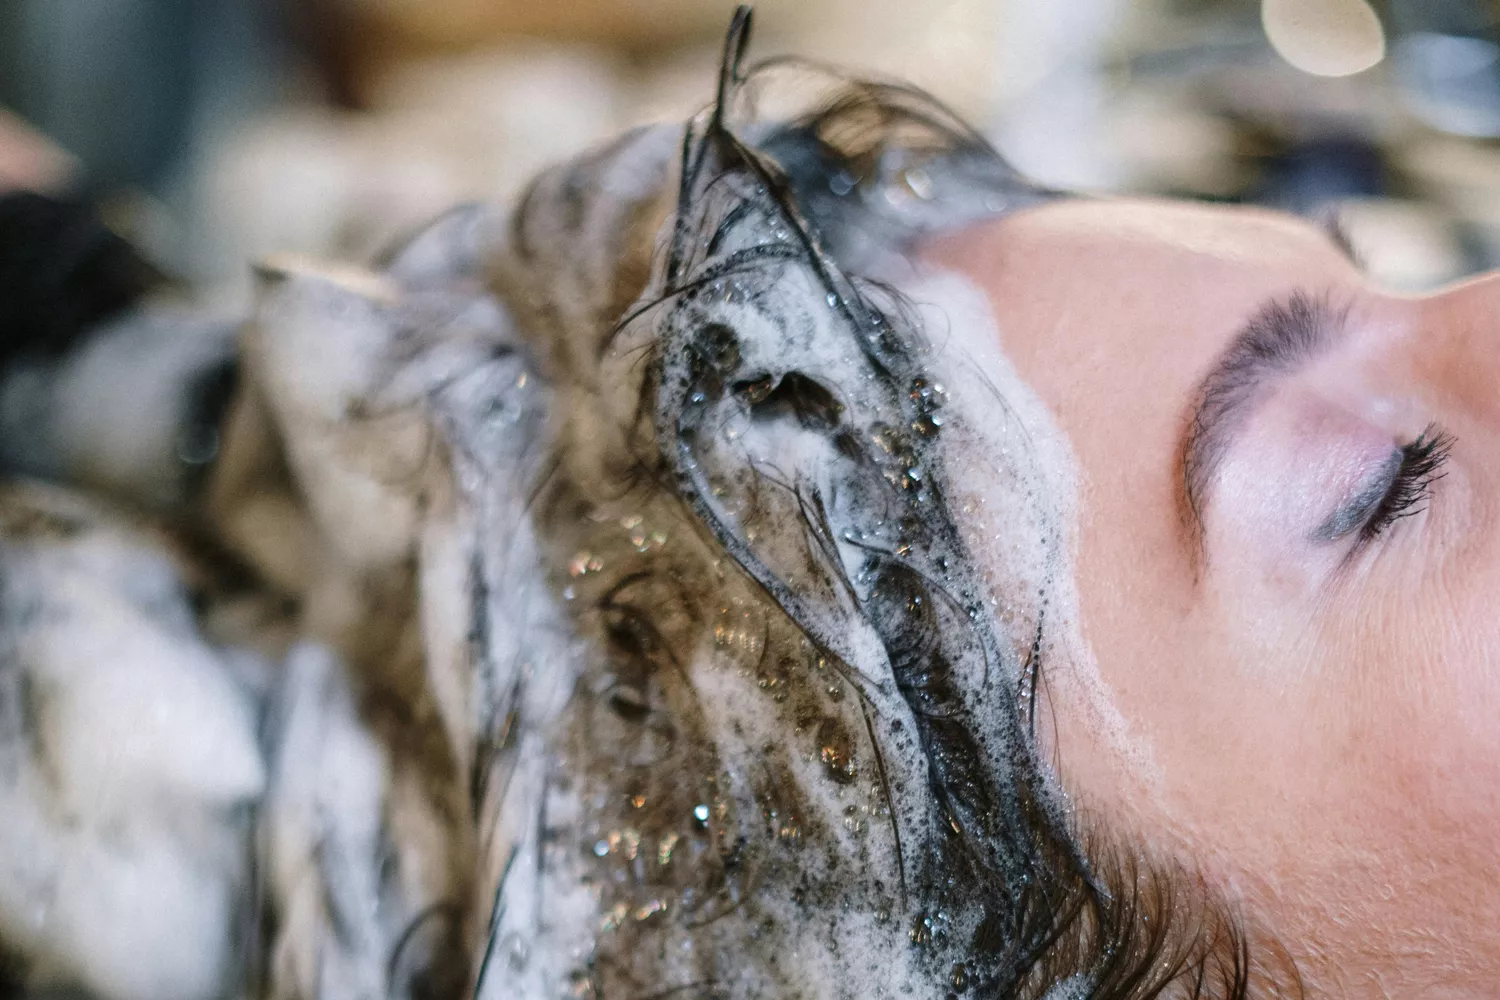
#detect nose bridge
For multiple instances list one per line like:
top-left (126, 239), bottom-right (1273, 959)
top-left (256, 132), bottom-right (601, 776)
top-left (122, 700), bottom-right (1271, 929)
top-left (1427, 269), bottom-right (1500, 333)
top-left (1415, 270), bottom-right (1500, 414)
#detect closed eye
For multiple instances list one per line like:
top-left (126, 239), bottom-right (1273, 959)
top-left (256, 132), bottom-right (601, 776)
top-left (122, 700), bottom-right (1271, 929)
top-left (1315, 426), bottom-right (1453, 545)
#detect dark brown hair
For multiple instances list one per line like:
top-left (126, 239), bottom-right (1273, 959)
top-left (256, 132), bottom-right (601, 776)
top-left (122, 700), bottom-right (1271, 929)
top-left (471, 9), bottom-right (1296, 1000)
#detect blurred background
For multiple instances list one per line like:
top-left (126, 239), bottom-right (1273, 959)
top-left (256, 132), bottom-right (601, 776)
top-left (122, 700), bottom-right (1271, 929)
top-left (2, 0), bottom-right (1498, 305)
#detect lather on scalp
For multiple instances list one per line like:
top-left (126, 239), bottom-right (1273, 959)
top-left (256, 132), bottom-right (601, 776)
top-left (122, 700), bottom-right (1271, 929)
top-left (465, 8), bottom-right (1277, 999)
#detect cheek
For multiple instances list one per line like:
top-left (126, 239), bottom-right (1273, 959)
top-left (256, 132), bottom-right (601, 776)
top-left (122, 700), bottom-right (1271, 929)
top-left (1365, 570), bottom-right (1500, 836)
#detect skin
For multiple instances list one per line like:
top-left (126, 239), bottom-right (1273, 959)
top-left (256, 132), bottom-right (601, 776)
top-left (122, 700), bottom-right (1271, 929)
top-left (924, 199), bottom-right (1500, 998)
top-left (0, 109), bottom-right (72, 193)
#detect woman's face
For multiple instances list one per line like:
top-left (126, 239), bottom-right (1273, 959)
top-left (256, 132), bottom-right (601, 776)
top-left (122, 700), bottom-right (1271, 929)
top-left (924, 200), bottom-right (1500, 996)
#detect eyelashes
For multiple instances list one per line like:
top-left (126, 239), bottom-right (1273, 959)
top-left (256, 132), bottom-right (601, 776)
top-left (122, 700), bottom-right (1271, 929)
top-left (1319, 425), bottom-right (1454, 545)
top-left (1362, 426), bottom-right (1454, 541)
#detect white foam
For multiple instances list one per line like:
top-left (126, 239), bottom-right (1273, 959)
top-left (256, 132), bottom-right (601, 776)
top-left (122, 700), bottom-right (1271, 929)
top-left (903, 265), bottom-right (1164, 795)
top-left (0, 489), bottom-right (263, 1000)
top-left (261, 643), bottom-right (389, 1000)
top-left (0, 309), bottom-right (238, 509)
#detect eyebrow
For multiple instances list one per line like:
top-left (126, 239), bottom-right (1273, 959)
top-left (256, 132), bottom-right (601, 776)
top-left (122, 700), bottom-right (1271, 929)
top-left (1180, 290), bottom-right (1350, 542)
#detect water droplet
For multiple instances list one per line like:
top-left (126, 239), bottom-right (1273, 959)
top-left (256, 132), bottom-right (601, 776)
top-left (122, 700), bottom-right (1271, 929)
top-left (818, 718), bottom-right (857, 784)
top-left (176, 425), bottom-right (220, 466)
top-left (600, 902), bottom-right (630, 932)
top-left (903, 168), bottom-right (934, 200)
top-left (657, 832), bottom-right (680, 865)
top-left (593, 839), bottom-right (610, 857)
top-left (693, 804), bottom-right (710, 824)
top-left (569, 552), bottom-right (600, 577)
top-left (633, 899), bottom-right (667, 922)
top-left (951, 964), bottom-right (969, 991)
top-left (829, 170), bottom-right (856, 196)
top-left (826, 292), bottom-right (840, 308)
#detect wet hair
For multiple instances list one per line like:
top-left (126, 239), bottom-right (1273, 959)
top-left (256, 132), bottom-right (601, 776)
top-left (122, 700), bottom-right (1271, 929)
top-left (468, 9), bottom-right (1293, 1000)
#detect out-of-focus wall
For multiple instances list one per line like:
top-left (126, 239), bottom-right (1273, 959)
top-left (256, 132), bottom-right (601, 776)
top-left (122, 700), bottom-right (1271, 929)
top-left (340, 0), bottom-right (1007, 118)
top-left (185, 0), bottom-right (1027, 303)
top-left (4, 0), bottom-right (1498, 298)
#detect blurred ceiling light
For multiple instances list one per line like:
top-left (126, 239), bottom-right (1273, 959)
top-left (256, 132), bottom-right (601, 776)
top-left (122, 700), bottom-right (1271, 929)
top-left (1262, 0), bottom-right (1386, 77)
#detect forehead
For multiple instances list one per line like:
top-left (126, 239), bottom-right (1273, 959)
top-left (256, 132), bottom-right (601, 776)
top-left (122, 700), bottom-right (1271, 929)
top-left (985, 197), bottom-right (1348, 278)
top-left (934, 196), bottom-right (1366, 377)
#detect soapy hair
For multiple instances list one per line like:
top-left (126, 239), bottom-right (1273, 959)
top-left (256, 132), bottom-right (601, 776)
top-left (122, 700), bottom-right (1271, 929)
top-left (465, 9), bottom-right (1288, 999)
top-left (0, 11), bottom-right (1290, 997)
